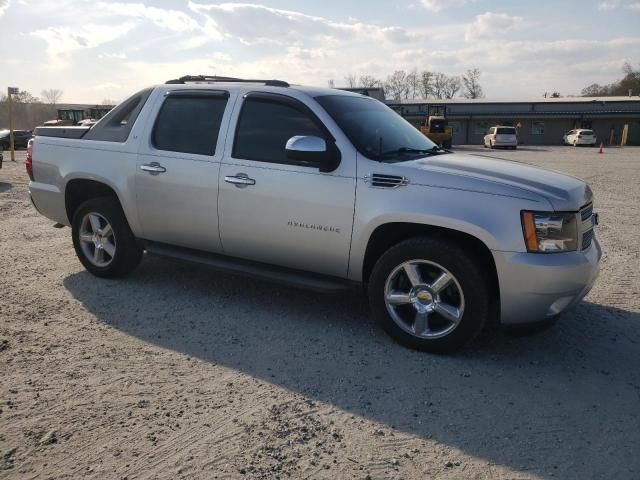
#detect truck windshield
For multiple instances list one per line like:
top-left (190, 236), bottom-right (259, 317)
top-left (316, 95), bottom-right (439, 162)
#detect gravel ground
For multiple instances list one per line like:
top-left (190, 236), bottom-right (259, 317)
top-left (1, 145), bottom-right (639, 480)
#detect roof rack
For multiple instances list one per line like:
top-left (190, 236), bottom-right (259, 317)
top-left (165, 75), bottom-right (289, 87)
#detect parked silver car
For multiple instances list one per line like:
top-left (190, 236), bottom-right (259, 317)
top-left (28, 76), bottom-right (600, 352)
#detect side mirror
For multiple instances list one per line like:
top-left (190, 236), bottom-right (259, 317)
top-left (285, 135), bottom-right (341, 173)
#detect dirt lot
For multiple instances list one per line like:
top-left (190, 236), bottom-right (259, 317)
top-left (1, 145), bottom-right (639, 480)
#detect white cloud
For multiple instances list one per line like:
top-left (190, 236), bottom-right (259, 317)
top-left (98, 52), bottom-right (127, 60)
top-left (465, 12), bottom-right (523, 41)
top-left (0, 0), bottom-right (9, 17)
top-left (420, 0), bottom-right (476, 12)
top-left (8, 0), bottom-right (639, 101)
top-left (598, 0), bottom-right (640, 10)
top-left (96, 2), bottom-right (199, 33)
top-left (31, 23), bottom-right (135, 60)
top-left (598, 1), bottom-right (619, 10)
top-left (188, 2), bottom-right (361, 46)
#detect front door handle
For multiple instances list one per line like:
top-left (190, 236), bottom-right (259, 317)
top-left (224, 173), bottom-right (256, 188)
top-left (140, 162), bottom-right (166, 175)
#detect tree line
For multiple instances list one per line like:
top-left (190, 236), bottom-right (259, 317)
top-left (581, 62), bottom-right (639, 97)
top-left (335, 68), bottom-right (485, 100)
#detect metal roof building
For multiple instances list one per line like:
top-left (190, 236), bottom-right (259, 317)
top-left (386, 96), bottom-right (640, 145)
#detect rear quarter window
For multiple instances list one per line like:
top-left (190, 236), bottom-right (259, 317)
top-left (83, 88), bottom-right (153, 143)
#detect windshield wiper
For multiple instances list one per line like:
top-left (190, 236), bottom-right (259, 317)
top-left (378, 146), bottom-right (449, 161)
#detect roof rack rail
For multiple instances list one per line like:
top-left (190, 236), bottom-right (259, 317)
top-left (165, 75), bottom-right (289, 87)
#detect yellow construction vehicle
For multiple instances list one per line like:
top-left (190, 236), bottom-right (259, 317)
top-left (419, 116), bottom-right (453, 149)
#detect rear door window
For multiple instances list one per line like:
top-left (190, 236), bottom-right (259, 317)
top-left (152, 92), bottom-right (229, 156)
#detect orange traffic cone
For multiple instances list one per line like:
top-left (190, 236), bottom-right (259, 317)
top-left (599, 142), bottom-right (604, 154)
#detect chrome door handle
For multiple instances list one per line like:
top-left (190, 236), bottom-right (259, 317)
top-left (140, 162), bottom-right (166, 175)
top-left (224, 173), bottom-right (255, 187)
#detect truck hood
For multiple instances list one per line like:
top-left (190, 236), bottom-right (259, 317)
top-left (397, 152), bottom-right (592, 211)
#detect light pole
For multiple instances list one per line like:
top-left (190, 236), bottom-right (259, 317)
top-left (8, 87), bottom-right (19, 162)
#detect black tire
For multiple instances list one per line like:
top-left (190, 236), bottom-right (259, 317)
top-left (368, 237), bottom-right (491, 353)
top-left (71, 197), bottom-right (142, 277)
top-left (489, 141), bottom-right (495, 149)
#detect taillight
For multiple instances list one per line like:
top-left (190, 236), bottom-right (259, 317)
top-left (577, 134), bottom-right (582, 138)
top-left (26, 138), bottom-right (34, 181)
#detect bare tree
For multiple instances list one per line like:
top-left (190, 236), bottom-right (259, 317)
top-left (443, 76), bottom-right (462, 99)
top-left (580, 62), bottom-right (640, 96)
top-left (344, 74), bottom-right (357, 88)
top-left (41, 89), bottom-right (63, 105)
top-left (384, 70), bottom-right (409, 101)
top-left (327, 79), bottom-right (335, 89)
top-left (550, 92), bottom-right (561, 98)
top-left (101, 98), bottom-right (118, 106)
top-left (622, 61), bottom-right (640, 81)
top-left (406, 69), bottom-right (419, 100)
top-left (432, 72), bottom-right (448, 99)
top-left (359, 75), bottom-right (381, 88)
top-left (10, 90), bottom-right (40, 103)
top-left (418, 71), bottom-right (434, 98)
top-left (461, 68), bottom-right (484, 99)
top-left (581, 84), bottom-right (606, 96)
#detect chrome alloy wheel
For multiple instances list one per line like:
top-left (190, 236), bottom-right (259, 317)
top-left (78, 212), bottom-right (116, 267)
top-left (383, 260), bottom-right (465, 339)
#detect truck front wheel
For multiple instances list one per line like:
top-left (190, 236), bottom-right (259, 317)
top-left (368, 237), bottom-right (490, 353)
top-left (71, 197), bottom-right (142, 277)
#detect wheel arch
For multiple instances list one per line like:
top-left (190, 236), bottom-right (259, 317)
top-left (361, 222), bottom-right (500, 320)
top-left (65, 178), bottom-right (124, 225)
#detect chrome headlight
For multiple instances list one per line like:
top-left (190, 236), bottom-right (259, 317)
top-left (521, 211), bottom-right (578, 253)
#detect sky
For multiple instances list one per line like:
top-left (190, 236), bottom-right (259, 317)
top-left (0, 0), bottom-right (639, 103)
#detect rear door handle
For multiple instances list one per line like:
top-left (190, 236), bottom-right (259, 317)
top-left (140, 162), bottom-right (166, 175)
top-left (224, 173), bottom-right (255, 187)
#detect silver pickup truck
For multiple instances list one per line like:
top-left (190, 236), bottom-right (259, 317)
top-left (28, 76), bottom-right (601, 352)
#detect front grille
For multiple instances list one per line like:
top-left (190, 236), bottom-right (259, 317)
top-left (582, 228), bottom-right (594, 250)
top-left (580, 203), bottom-right (593, 222)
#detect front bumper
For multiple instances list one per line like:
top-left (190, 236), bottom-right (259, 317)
top-left (493, 238), bottom-right (601, 325)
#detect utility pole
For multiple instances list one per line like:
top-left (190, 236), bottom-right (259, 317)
top-left (8, 87), bottom-right (19, 162)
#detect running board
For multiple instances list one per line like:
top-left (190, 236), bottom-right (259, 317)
top-left (144, 242), bottom-right (356, 293)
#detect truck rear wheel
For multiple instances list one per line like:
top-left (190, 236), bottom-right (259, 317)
top-left (71, 197), bottom-right (142, 277)
top-left (368, 237), bottom-right (489, 353)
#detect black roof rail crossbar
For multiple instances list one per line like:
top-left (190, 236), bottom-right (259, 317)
top-left (165, 75), bottom-right (289, 87)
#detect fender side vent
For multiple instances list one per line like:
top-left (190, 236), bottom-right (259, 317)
top-left (365, 174), bottom-right (409, 189)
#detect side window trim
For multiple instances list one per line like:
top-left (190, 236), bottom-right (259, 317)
top-left (150, 90), bottom-right (229, 157)
top-left (231, 91), bottom-right (335, 167)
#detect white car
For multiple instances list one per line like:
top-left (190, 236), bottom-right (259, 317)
top-left (484, 126), bottom-right (518, 149)
top-left (563, 129), bottom-right (597, 147)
